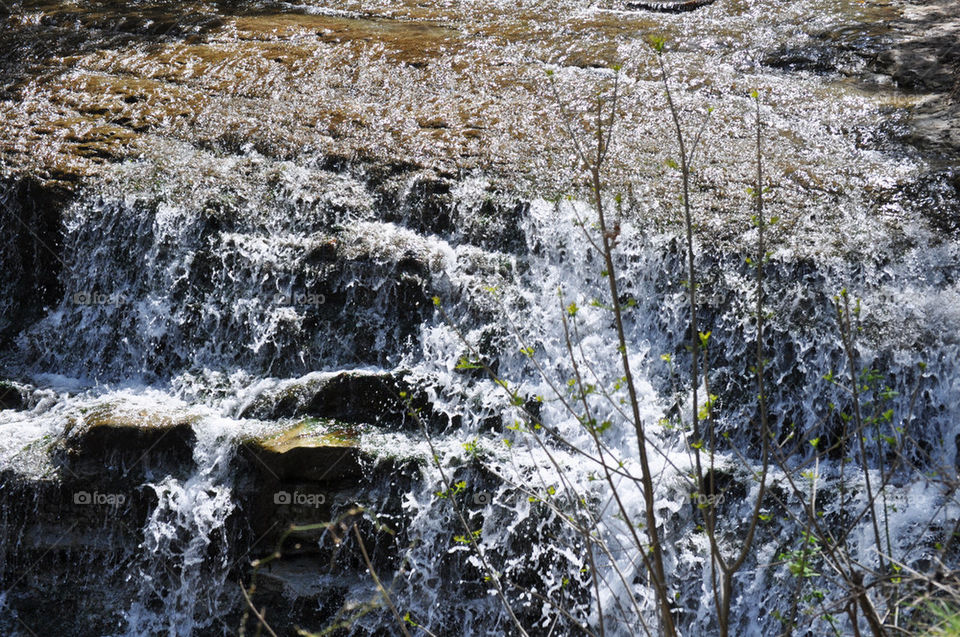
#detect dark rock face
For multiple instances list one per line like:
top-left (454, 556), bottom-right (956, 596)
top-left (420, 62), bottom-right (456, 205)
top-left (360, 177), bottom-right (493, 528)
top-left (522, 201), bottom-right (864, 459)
top-left (230, 427), bottom-right (423, 636)
top-left (239, 370), bottom-right (448, 430)
top-left (379, 171), bottom-right (530, 254)
top-left (0, 177), bottom-right (67, 345)
top-left (0, 382), bottom-right (24, 410)
top-left (887, 168), bottom-right (960, 235)
top-left (0, 472), bottom-right (144, 636)
top-left (240, 431), bottom-right (365, 483)
top-left (302, 372), bottom-right (415, 426)
top-left (57, 418), bottom-right (197, 480)
top-left (0, 415), bottom-right (203, 636)
top-left (763, 46), bottom-right (847, 75)
top-left (761, 19), bottom-right (891, 77)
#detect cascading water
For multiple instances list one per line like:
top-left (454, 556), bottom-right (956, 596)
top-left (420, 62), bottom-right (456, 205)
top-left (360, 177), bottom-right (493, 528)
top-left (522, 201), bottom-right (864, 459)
top-left (122, 418), bottom-right (239, 637)
top-left (375, 195), bottom-right (960, 635)
top-left (1, 0), bottom-right (959, 635)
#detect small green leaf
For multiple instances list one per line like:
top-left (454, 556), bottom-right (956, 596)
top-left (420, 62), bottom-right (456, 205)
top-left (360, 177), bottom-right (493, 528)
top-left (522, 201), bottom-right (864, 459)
top-left (455, 356), bottom-right (484, 370)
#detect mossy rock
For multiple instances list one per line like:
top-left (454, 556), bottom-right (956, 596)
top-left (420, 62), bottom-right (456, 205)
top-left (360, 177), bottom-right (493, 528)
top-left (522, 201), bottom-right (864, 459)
top-left (241, 418), bottom-right (366, 483)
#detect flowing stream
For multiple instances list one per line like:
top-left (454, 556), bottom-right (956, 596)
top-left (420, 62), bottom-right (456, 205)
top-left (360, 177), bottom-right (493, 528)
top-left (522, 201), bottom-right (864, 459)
top-left (0, 0), bottom-right (958, 635)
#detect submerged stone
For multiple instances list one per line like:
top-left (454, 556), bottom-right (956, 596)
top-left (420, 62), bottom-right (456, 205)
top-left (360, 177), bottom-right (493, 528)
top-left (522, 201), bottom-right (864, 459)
top-left (625, 0), bottom-right (716, 13)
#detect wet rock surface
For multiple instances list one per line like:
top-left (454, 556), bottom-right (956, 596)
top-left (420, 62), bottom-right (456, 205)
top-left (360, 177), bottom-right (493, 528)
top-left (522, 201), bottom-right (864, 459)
top-left (0, 176), bottom-right (68, 343)
top-left (238, 369), bottom-right (446, 428)
top-left (1, 0), bottom-right (960, 635)
top-left (0, 0), bottom-right (950, 216)
top-left (0, 394), bottom-right (418, 636)
top-left (1, 0), bottom-right (545, 189)
top-left (240, 418), bottom-right (365, 481)
top-left (56, 405), bottom-right (199, 479)
top-left (872, 0), bottom-right (960, 160)
top-left (875, 0), bottom-right (960, 96)
top-left (0, 381), bottom-right (25, 410)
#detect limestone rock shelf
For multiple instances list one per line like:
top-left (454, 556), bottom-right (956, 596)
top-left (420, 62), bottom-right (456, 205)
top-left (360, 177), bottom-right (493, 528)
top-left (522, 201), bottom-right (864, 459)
top-left (0, 396), bottom-right (414, 635)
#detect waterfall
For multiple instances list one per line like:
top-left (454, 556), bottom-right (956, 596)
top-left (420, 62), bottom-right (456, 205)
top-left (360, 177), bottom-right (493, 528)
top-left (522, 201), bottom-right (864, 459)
top-left (1, 147), bottom-right (958, 635)
top-left (121, 419), bottom-right (239, 637)
top-left (1, 0), bottom-right (959, 635)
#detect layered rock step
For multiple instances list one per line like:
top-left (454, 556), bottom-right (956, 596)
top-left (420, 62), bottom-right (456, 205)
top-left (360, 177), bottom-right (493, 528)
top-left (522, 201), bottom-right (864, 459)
top-left (0, 382), bottom-right (426, 635)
